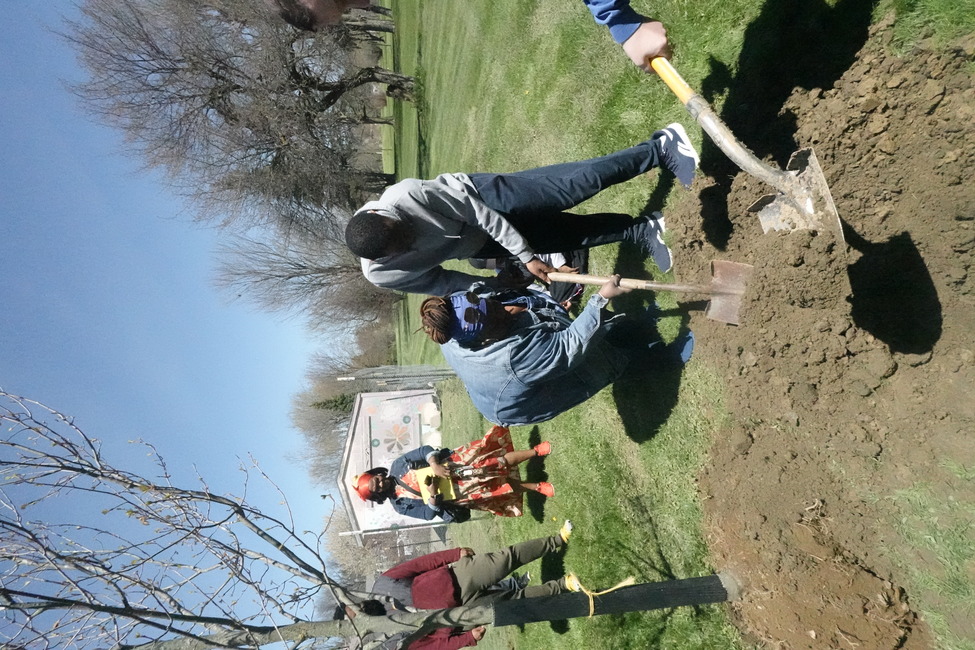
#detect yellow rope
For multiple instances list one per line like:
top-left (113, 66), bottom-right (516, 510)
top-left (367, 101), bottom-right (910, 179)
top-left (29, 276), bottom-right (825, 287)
top-left (575, 576), bottom-right (637, 617)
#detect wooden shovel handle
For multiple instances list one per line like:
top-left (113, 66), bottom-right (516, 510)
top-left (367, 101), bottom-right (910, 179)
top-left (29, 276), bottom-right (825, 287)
top-left (648, 56), bottom-right (806, 206)
top-left (547, 272), bottom-right (707, 295)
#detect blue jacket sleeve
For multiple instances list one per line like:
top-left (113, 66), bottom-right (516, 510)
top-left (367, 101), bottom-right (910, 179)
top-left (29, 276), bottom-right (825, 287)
top-left (583, 0), bottom-right (648, 44)
top-left (392, 446), bottom-right (437, 476)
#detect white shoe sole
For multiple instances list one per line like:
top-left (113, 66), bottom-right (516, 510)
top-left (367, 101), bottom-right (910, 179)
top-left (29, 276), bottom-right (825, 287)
top-left (663, 122), bottom-right (700, 167)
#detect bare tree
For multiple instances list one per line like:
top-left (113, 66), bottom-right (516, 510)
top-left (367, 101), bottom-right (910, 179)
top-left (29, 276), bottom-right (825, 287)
top-left (289, 382), bottom-right (357, 485)
top-left (323, 512), bottom-right (389, 583)
top-left (215, 233), bottom-right (401, 330)
top-left (66, 0), bottom-right (410, 231)
top-left (0, 390), bottom-right (493, 649)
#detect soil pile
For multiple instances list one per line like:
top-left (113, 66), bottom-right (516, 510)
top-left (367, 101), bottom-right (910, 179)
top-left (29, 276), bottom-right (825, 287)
top-left (671, 16), bottom-right (975, 649)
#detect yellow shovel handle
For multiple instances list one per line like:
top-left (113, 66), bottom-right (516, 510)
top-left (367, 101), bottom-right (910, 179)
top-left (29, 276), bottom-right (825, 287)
top-left (650, 57), bottom-right (694, 105)
top-left (648, 56), bottom-right (804, 207)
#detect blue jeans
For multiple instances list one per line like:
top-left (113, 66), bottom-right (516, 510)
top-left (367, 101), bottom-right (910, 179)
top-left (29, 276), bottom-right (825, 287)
top-left (469, 137), bottom-right (663, 257)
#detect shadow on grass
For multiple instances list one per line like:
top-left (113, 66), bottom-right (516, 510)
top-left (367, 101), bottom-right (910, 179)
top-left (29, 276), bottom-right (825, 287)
top-left (523, 426), bottom-right (549, 523)
top-left (607, 245), bottom-right (697, 444)
top-left (538, 538), bottom-right (570, 635)
top-left (615, 494), bottom-right (683, 581)
top-left (538, 494), bottom-right (687, 638)
top-left (639, 172), bottom-right (674, 218)
top-left (696, 0), bottom-right (877, 250)
top-left (843, 224), bottom-right (942, 353)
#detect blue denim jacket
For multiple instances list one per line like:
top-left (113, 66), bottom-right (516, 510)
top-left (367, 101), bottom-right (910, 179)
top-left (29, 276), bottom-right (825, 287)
top-left (441, 293), bottom-right (630, 426)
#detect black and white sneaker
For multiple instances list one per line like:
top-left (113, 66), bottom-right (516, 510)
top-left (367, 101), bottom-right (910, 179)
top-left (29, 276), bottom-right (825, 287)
top-left (637, 212), bottom-right (673, 273)
top-left (655, 123), bottom-right (700, 188)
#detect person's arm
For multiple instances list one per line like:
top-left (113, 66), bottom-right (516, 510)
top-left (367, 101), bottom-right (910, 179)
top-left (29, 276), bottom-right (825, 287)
top-left (362, 258), bottom-right (497, 297)
top-left (584, 0), bottom-right (646, 43)
top-left (399, 500), bottom-right (469, 524)
top-left (425, 448), bottom-right (452, 478)
top-left (420, 176), bottom-right (560, 284)
top-left (399, 446), bottom-right (438, 468)
top-left (381, 548), bottom-right (464, 580)
top-left (392, 496), bottom-right (449, 522)
top-left (509, 275), bottom-right (631, 380)
top-left (584, 0), bottom-right (670, 70)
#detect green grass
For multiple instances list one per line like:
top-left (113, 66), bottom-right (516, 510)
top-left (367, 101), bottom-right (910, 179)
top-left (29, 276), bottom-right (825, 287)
top-left (389, 6), bottom-right (740, 647)
top-left (867, 464), bottom-right (975, 650)
top-left (386, 1), bottom-right (974, 647)
top-left (886, 0), bottom-right (975, 47)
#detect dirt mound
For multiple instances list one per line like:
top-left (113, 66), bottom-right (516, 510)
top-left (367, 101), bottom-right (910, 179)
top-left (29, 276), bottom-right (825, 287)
top-left (672, 16), bottom-right (975, 648)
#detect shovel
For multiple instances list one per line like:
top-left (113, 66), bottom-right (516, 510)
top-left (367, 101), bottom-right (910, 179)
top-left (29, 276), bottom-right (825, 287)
top-left (650, 57), bottom-right (843, 241)
top-left (548, 259), bottom-right (753, 325)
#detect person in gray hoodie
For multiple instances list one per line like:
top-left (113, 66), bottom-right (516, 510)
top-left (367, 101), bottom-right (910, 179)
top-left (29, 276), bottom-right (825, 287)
top-left (346, 124), bottom-right (700, 296)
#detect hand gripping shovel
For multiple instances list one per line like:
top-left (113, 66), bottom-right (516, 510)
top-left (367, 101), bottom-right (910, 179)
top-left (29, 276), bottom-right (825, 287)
top-left (548, 259), bottom-right (753, 325)
top-left (651, 57), bottom-right (843, 241)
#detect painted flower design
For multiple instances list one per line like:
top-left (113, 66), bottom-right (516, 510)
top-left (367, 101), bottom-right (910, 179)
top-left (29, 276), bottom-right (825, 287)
top-left (384, 423), bottom-right (411, 452)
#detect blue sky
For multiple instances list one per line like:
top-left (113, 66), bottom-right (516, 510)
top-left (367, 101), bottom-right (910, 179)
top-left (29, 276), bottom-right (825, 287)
top-left (1, 5), bottom-right (328, 536)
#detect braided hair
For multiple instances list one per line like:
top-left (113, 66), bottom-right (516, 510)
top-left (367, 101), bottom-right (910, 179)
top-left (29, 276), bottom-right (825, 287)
top-left (419, 296), bottom-right (453, 344)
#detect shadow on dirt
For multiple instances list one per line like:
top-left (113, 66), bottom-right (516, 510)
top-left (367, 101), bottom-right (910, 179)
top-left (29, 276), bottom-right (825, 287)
top-left (697, 0), bottom-right (877, 250)
top-left (844, 225), bottom-right (942, 354)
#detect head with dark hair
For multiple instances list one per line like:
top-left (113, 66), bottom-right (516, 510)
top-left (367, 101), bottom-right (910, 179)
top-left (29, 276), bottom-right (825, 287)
top-left (333, 600), bottom-right (385, 620)
top-left (359, 599), bottom-right (388, 616)
top-left (345, 212), bottom-right (414, 260)
top-left (419, 297), bottom-right (454, 344)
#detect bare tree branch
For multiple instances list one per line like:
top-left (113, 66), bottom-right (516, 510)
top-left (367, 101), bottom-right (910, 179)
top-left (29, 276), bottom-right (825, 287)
top-left (216, 232), bottom-right (401, 330)
top-left (1, 390), bottom-right (485, 649)
top-left (64, 0), bottom-right (407, 233)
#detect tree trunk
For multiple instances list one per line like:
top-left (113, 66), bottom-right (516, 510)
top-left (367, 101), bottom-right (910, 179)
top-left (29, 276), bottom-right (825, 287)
top-left (344, 18), bottom-right (395, 33)
top-left (125, 606), bottom-right (494, 650)
top-left (493, 573), bottom-right (740, 626)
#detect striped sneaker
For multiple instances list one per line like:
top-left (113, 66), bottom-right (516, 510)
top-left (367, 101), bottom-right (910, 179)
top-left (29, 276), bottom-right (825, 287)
top-left (637, 212), bottom-right (673, 273)
top-left (655, 122), bottom-right (700, 188)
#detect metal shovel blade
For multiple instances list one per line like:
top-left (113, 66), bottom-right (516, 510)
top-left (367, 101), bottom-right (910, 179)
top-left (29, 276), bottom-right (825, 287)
top-left (649, 58), bottom-right (844, 242)
top-left (547, 260), bottom-right (753, 326)
top-left (748, 148), bottom-right (844, 241)
top-left (704, 260), bottom-right (752, 325)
